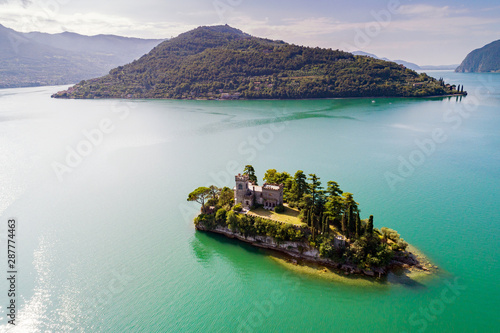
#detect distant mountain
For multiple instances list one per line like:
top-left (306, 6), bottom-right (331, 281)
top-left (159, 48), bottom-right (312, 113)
top-left (419, 64), bottom-right (459, 71)
top-left (352, 51), bottom-right (421, 70)
top-left (392, 59), bottom-right (421, 71)
top-left (0, 24), bottom-right (164, 88)
top-left (52, 25), bottom-right (462, 100)
top-left (351, 51), bottom-right (383, 59)
top-left (456, 40), bottom-right (500, 73)
top-left (352, 51), bottom-right (458, 71)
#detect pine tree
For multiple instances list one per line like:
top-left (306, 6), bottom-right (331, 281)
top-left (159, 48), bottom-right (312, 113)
top-left (243, 165), bottom-right (258, 184)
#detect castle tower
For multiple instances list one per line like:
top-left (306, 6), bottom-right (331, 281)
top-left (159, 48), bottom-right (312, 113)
top-left (234, 174), bottom-right (250, 206)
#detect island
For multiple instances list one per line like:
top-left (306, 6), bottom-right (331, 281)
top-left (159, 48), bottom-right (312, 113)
top-left (52, 25), bottom-right (466, 100)
top-left (188, 166), bottom-right (433, 278)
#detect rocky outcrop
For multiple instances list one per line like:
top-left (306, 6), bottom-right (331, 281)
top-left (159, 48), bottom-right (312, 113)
top-left (196, 224), bottom-right (426, 278)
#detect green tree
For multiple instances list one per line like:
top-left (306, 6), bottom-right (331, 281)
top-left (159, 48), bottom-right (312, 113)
top-left (326, 181), bottom-right (343, 197)
top-left (325, 181), bottom-right (344, 222)
top-left (187, 187), bottom-right (211, 213)
top-left (348, 204), bottom-right (356, 236)
top-left (218, 187), bottom-right (234, 206)
top-left (322, 215), bottom-right (329, 234)
top-left (366, 215), bottom-right (374, 237)
top-left (208, 185), bottom-right (220, 200)
top-left (244, 165), bottom-right (258, 184)
top-left (341, 211), bottom-right (347, 236)
top-left (307, 173), bottom-right (324, 212)
top-left (263, 169), bottom-right (278, 183)
top-left (306, 209), bottom-right (312, 227)
top-left (342, 193), bottom-right (358, 213)
top-left (215, 208), bottom-right (227, 224)
top-left (355, 211), bottom-right (361, 238)
top-left (263, 169), bottom-right (291, 185)
top-left (290, 170), bottom-right (308, 203)
top-left (226, 210), bottom-right (238, 230)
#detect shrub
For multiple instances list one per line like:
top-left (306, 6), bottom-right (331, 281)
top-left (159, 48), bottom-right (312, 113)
top-left (397, 238), bottom-right (408, 251)
top-left (206, 198), bottom-right (218, 206)
top-left (215, 208), bottom-right (227, 225)
top-left (274, 204), bottom-right (285, 213)
top-left (232, 203), bottom-right (243, 212)
top-left (381, 227), bottom-right (400, 242)
top-left (226, 210), bottom-right (239, 231)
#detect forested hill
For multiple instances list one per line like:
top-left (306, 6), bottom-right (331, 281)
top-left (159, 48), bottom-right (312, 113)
top-left (52, 25), bottom-right (462, 99)
top-left (455, 39), bottom-right (500, 73)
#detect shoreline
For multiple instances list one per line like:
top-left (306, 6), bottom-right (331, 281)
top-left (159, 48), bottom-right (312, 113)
top-left (196, 224), bottom-right (435, 280)
top-left (51, 92), bottom-right (467, 101)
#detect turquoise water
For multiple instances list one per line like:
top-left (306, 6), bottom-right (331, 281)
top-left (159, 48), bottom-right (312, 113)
top-left (0, 71), bottom-right (498, 332)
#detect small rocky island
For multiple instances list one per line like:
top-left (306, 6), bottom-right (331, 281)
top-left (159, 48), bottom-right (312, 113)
top-left (189, 166), bottom-right (432, 278)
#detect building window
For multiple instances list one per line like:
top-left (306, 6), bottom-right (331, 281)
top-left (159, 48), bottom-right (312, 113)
top-left (238, 184), bottom-right (243, 190)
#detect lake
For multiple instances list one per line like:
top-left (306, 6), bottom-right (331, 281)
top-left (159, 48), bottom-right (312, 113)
top-left (0, 71), bottom-right (498, 332)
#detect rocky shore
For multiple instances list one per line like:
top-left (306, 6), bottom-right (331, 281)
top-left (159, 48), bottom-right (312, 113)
top-left (196, 224), bottom-right (432, 278)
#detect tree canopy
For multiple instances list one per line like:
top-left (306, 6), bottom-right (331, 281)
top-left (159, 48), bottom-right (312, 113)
top-left (52, 25), bottom-right (463, 100)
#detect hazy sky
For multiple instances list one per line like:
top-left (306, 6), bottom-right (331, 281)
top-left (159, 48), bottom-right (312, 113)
top-left (1, 0), bottom-right (499, 65)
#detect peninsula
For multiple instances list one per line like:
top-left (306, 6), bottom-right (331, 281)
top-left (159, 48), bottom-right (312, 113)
top-left (52, 25), bottom-right (465, 100)
top-left (189, 166), bottom-right (433, 278)
top-left (455, 39), bottom-right (500, 73)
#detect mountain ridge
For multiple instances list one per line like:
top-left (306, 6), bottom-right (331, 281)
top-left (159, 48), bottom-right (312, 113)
top-left (351, 51), bottom-right (458, 71)
top-left (0, 23), bottom-right (164, 88)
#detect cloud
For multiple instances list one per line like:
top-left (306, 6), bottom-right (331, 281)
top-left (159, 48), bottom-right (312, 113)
top-left (397, 4), bottom-right (468, 17)
top-left (0, 0), bottom-right (31, 5)
top-left (0, 1), bottom-right (498, 65)
top-left (0, 1), bottom-right (195, 37)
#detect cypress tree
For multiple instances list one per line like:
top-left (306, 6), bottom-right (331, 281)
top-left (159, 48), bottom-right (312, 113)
top-left (341, 212), bottom-right (347, 236)
top-left (355, 211), bottom-right (361, 238)
top-left (367, 215), bottom-right (374, 237)
top-left (348, 205), bottom-right (355, 235)
top-left (461, 85), bottom-right (464, 93)
top-left (312, 221), bottom-right (316, 242)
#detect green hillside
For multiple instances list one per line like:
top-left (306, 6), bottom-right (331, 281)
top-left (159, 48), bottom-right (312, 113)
top-left (456, 39), bottom-right (500, 73)
top-left (52, 25), bottom-right (463, 99)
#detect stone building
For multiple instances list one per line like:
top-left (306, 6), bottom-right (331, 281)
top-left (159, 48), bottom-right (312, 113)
top-left (234, 174), bottom-right (284, 210)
